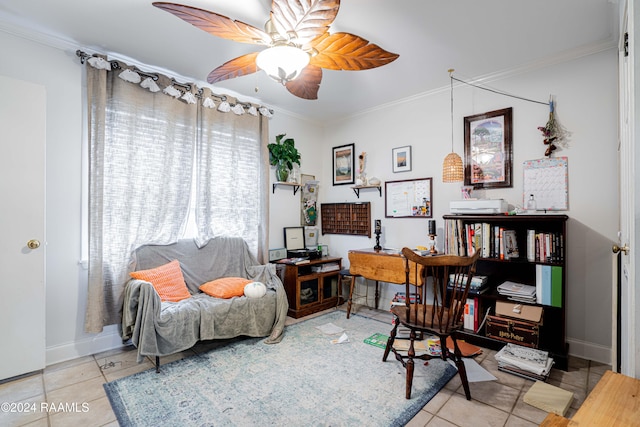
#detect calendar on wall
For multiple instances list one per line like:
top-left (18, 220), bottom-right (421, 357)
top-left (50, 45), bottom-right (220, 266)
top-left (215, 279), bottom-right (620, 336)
top-left (522, 157), bottom-right (568, 211)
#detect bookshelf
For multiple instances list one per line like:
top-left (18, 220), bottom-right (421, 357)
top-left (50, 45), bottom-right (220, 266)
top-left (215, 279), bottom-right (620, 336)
top-left (443, 214), bottom-right (569, 370)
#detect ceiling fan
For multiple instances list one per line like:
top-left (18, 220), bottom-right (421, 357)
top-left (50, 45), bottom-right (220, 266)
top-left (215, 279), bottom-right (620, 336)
top-left (152, 0), bottom-right (399, 100)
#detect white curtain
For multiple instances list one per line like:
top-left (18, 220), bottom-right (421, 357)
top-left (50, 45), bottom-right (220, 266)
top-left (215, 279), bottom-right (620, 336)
top-left (194, 88), bottom-right (270, 262)
top-left (84, 62), bottom-right (270, 333)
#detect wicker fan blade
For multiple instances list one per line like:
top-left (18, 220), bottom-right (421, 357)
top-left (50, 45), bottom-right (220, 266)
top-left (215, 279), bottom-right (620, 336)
top-left (309, 32), bottom-right (399, 70)
top-left (270, 0), bottom-right (339, 45)
top-left (285, 65), bottom-right (322, 100)
top-left (153, 2), bottom-right (271, 45)
top-left (207, 52), bottom-right (260, 84)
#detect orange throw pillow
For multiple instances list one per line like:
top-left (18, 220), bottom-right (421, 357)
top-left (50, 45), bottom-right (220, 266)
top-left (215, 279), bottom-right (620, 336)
top-left (130, 260), bottom-right (191, 302)
top-left (199, 277), bottom-right (252, 299)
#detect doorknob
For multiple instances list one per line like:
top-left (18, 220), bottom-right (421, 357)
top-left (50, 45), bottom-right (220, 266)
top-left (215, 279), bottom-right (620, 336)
top-left (612, 244), bottom-right (629, 255)
top-left (27, 239), bottom-right (40, 250)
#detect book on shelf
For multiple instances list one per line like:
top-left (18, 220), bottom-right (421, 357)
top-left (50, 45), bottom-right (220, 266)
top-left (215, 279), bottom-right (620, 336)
top-left (535, 264), bottom-right (563, 307)
top-left (277, 257), bottom-right (310, 265)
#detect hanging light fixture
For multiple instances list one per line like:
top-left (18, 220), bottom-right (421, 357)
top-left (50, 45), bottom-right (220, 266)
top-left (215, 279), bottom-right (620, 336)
top-left (256, 44), bottom-right (310, 85)
top-left (442, 69), bottom-right (464, 183)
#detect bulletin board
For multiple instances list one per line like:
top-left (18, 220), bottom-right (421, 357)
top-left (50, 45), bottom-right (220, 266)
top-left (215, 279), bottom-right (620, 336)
top-left (385, 177), bottom-right (433, 218)
top-left (522, 157), bottom-right (568, 211)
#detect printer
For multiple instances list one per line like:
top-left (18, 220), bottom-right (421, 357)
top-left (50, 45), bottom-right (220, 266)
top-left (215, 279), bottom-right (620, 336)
top-left (449, 199), bottom-right (509, 214)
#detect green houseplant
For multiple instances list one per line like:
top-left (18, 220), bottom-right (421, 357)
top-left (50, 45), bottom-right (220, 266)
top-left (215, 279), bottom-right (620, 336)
top-left (268, 133), bottom-right (301, 182)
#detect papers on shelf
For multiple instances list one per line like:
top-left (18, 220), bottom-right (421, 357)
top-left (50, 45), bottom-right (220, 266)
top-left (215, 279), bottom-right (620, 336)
top-left (497, 281), bottom-right (536, 303)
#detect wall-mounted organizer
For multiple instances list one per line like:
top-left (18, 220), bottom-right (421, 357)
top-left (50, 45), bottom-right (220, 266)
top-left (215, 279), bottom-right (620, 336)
top-left (320, 202), bottom-right (371, 237)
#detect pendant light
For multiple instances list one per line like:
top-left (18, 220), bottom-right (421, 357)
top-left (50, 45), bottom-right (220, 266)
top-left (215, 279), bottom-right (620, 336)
top-left (442, 69), bottom-right (464, 183)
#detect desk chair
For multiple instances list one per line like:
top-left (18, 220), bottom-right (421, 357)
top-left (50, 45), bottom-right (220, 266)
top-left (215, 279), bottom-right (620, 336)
top-left (383, 248), bottom-right (480, 400)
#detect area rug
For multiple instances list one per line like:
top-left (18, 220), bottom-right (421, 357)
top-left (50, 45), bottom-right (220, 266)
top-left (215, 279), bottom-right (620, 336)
top-left (104, 310), bottom-right (457, 427)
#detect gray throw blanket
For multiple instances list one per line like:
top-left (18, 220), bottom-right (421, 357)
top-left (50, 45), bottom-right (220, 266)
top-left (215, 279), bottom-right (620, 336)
top-left (122, 237), bottom-right (288, 362)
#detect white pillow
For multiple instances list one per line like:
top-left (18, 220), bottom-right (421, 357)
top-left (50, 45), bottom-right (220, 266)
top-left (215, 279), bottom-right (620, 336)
top-left (244, 281), bottom-right (267, 298)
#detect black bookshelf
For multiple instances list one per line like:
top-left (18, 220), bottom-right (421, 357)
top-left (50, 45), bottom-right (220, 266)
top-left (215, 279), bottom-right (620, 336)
top-left (443, 214), bottom-right (569, 370)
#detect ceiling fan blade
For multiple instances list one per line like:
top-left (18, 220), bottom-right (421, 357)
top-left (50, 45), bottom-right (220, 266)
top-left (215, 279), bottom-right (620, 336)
top-left (270, 0), bottom-right (340, 45)
top-left (207, 52), bottom-right (260, 84)
top-left (285, 65), bottom-right (322, 100)
top-left (153, 2), bottom-right (271, 45)
top-left (309, 32), bottom-right (399, 70)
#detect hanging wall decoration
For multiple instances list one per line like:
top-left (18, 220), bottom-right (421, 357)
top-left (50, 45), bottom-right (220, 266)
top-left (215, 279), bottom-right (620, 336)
top-left (537, 97), bottom-right (570, 157)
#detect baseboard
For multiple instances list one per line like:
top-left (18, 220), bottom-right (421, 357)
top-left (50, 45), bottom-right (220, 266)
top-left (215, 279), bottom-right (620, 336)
top-left (567, 337), bottom-right (611, 366)
top-left (46, 327), bottom-right (126, 366)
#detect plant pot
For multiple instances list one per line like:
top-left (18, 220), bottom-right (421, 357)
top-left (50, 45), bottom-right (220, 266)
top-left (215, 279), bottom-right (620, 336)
top-left (275, 162), bottom-right (290, 182)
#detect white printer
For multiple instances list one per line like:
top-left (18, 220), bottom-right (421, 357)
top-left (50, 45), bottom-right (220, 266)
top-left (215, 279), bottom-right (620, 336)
top-left (449, 199), bottom-right (508, 214)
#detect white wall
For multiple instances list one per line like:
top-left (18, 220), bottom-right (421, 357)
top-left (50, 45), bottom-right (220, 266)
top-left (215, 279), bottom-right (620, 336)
top-left (0, 26), bottom-right (618, 365)
top-left (312, 49), bottom-right (618, 363)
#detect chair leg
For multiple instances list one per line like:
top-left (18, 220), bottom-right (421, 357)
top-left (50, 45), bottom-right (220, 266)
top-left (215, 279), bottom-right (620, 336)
top-left (346, 276), bottom-right (355, 319)
top-left (382, 317), bottom-right (399, 362)
top-left (405, 357), bottom-right (415, 399)
top-left (450, 335), bottom-right (471, 400)
top-left (155, 356), bottom-right (160, 373)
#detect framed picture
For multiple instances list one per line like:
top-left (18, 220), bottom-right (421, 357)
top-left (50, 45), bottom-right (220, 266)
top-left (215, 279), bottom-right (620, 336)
top-left (464, 107), bottom-right (513, 189)
top-left (384, 177), bottom-right (433, 218)
top-left (392, 145), bottom-right (412, 173)
top-left (332, 143), bottom-right (355, 185)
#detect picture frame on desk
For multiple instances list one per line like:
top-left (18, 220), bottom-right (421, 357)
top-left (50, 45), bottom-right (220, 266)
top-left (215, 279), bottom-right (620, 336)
top-left (464, 107), bottom-right (513, 189)
top-left (332, 143), bottom-right (355, 185)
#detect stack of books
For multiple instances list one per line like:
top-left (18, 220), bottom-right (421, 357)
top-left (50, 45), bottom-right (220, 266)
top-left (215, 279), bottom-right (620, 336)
top-left (390, 292), bottom-right (421, 307)
top-left (495, 343), bottom-right (554, 381)
top-left (497, 281), bottom-right (537, 303)
top-left (449, 274), bottom-right (489, 295)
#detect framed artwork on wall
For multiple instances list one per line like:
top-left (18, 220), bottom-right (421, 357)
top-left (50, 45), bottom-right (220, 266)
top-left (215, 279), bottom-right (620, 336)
top-left (464, 107), bottom-right (513, 189)
top-left (392, 145), bottom-right (412, 173)
top-left (332, 143), bottom-right (355, 185)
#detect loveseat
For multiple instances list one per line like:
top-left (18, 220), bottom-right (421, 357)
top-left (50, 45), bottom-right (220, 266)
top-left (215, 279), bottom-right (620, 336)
top-left (122, 237), bottom-right (288, 369)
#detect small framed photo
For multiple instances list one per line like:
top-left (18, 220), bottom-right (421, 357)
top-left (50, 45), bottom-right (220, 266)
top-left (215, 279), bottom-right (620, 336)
top-left (332, 143), bottom-right (355, 185)
top-left (392, 145), bottom-right (412, 173)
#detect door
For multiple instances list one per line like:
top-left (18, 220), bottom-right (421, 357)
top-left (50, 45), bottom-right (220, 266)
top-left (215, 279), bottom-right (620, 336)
top-left (0, 75), bottom-right (46, 380)
top-left (616, 0), bottom-right (638, 377)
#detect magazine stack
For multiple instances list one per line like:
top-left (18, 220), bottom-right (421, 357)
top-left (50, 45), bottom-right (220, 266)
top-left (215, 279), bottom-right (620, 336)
top-left (495, 343), bottom-right (554, 381)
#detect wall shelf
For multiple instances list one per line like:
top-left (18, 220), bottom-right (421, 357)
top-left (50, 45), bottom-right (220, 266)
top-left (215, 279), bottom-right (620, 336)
top-left (321, 202), bottom-right (371, 237)
top-left (272, 182), bottom-right (300, 195)
top-left (351, 184), bottom-right (381, 198)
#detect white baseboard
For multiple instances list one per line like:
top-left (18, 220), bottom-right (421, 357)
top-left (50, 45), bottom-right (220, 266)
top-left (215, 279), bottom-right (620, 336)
top-left (45, 328), bottom-right (126, 367)
top-left (567, 337), bottom-right (612, 366)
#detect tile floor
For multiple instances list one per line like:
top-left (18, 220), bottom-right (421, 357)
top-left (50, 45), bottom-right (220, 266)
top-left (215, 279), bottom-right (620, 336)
top-left (0, 304), bottom-right (610, 427)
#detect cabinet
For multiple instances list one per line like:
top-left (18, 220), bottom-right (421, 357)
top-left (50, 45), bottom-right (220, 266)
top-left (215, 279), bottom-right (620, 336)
top-left (443, 214), bottom-right (569, 370)
top-left (276, 256), bottom-right (343, 319)
top-left (320, 202), bottom-right (371, 237)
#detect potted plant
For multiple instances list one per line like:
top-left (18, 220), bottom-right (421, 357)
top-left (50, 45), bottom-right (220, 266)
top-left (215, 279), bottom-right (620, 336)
top-left (268, 133), bottom-right (301, 182)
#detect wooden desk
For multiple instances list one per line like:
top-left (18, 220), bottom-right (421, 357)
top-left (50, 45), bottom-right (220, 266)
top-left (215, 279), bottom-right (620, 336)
top-left (347, 248), bottom-right (422, 310)
top-left (540, 370), bottom-right (640, 426)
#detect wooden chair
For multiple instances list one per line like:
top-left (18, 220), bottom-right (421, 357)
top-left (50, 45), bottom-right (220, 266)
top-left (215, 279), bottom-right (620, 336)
top-left (383, 248), bottom-right (480, 400)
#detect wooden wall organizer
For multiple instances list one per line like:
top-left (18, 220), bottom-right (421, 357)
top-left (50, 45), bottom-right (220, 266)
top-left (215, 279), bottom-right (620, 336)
top-left (321, 202), bottom-right (371, 237)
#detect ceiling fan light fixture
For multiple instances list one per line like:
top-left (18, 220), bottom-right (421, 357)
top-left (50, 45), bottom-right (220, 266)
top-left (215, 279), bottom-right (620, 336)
top-left (256, 45), bottom-right (310, 84)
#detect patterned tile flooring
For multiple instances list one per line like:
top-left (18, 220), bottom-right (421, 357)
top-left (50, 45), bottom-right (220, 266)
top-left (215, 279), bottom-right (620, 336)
top-left (0, 304), bottom-right (609, 427)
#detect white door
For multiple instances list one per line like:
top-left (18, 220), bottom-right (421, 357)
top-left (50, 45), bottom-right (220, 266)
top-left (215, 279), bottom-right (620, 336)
top-left (617, 0), bottom-right (638, 377)
top-left (0, 75), bottom-right (46, 380)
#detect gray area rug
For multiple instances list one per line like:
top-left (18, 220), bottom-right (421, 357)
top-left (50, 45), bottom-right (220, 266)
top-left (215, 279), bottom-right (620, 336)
top-left (104, 310), bottom-right (457, 426)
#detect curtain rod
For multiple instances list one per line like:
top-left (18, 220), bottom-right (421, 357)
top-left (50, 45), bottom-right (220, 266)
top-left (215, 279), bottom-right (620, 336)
top-left (76, 50), bottom-right (274, 116)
